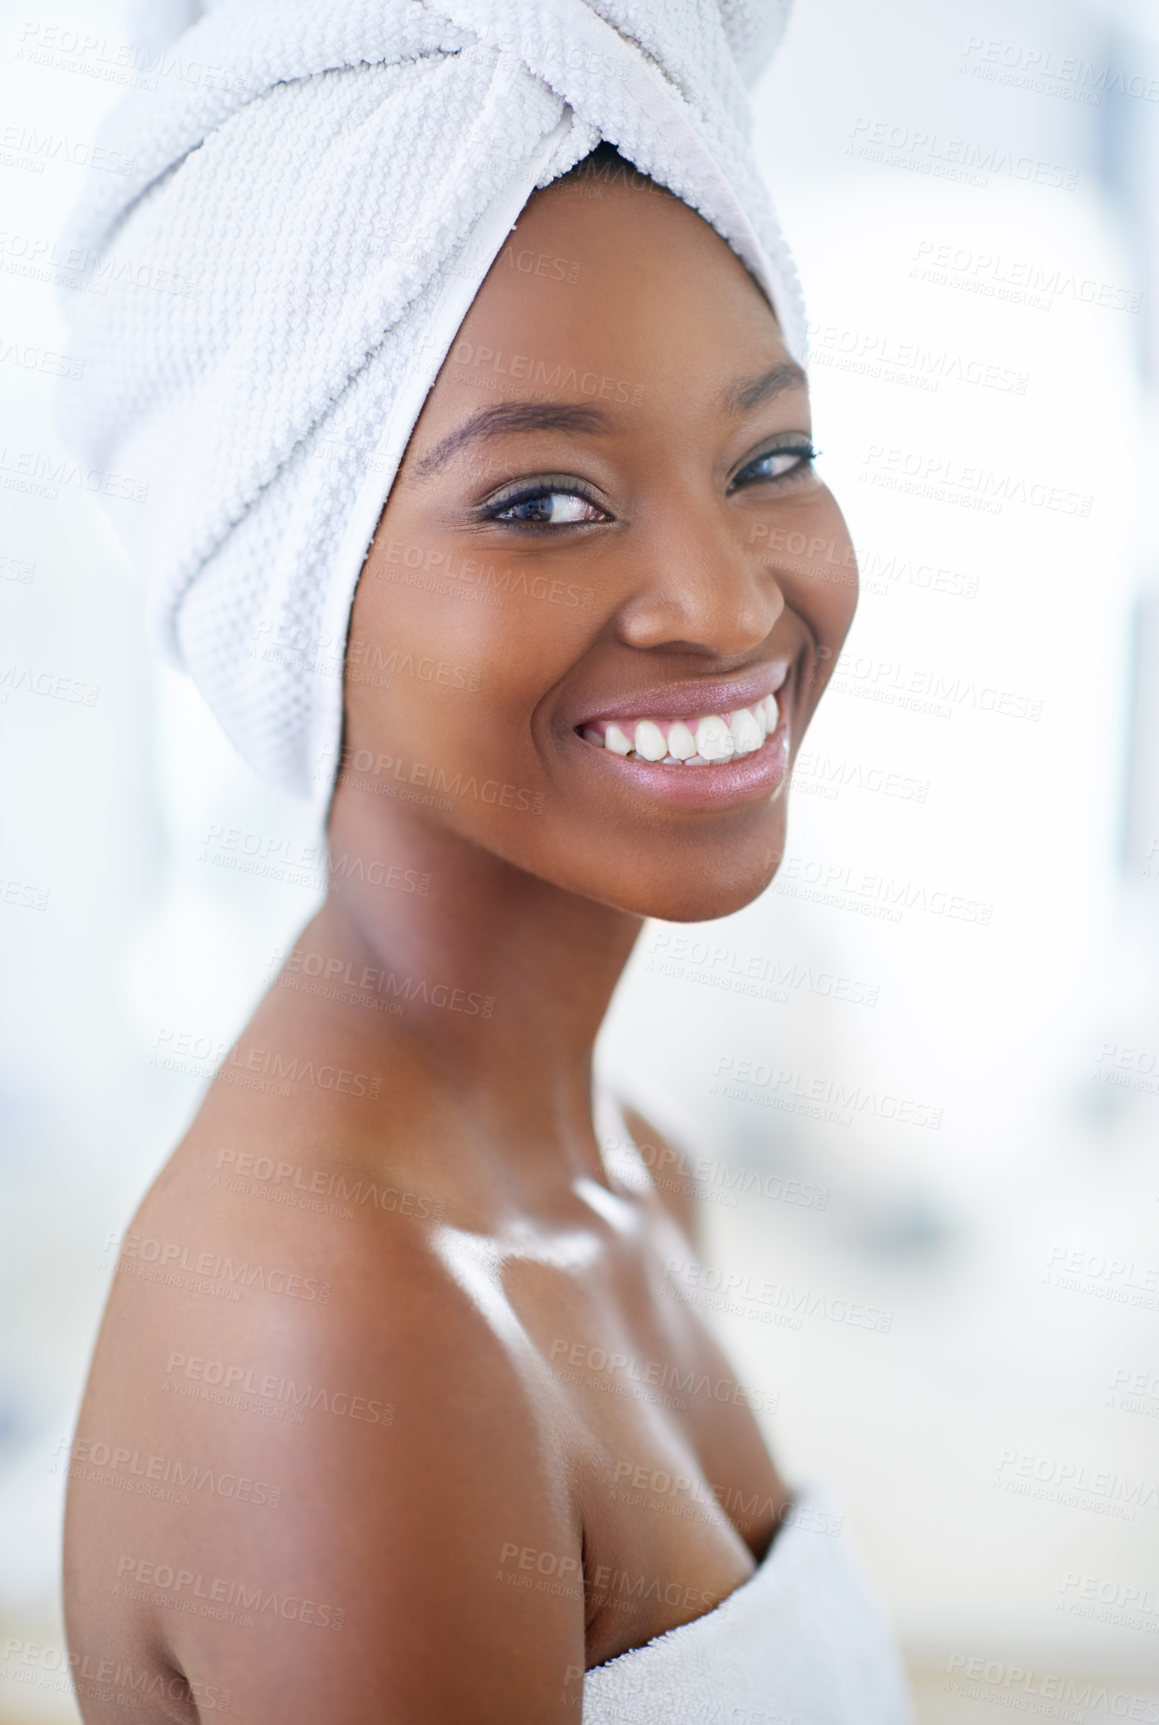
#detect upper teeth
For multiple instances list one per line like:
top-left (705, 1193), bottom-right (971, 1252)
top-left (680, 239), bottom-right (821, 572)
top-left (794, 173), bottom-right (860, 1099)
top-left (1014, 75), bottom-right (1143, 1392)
top-left (582, 695), bottom-right (779, 764)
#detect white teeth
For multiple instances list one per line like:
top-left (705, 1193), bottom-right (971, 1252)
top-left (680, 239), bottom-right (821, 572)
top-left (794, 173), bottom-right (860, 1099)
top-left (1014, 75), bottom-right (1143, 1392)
top-left (633, 719), bottom-right (668, 762)
top-left (667, 721), bottom-right (697, 760)
top-left (583, 692), bottom-right (783, 764)
top-left (695, 715), bottom-right (734, 762)
top-left (729, 708), bottom-right (763, 757)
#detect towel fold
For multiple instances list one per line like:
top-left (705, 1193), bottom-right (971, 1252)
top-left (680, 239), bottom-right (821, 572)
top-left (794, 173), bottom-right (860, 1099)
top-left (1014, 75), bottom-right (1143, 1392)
top-left (59, 0), bottom-right (805, 819)
top-left (582, 1482), bottom-right (915, 1724)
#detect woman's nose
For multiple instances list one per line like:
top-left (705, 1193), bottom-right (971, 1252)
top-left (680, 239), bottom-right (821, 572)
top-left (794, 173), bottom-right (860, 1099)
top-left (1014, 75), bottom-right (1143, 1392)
top-left (614, 509), bottom-right (786, 657)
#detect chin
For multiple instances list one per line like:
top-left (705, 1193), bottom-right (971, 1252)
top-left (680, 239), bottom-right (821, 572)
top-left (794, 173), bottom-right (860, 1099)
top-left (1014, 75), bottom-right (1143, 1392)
top-left (600, 833), bottom-right (788, 925)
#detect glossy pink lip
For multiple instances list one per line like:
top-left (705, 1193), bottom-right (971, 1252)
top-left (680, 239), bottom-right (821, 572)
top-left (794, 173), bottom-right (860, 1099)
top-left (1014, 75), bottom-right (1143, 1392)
top-left (572, 662), bottom-right (791, 730)
top-left (568, 672), bottom-right (794, 810)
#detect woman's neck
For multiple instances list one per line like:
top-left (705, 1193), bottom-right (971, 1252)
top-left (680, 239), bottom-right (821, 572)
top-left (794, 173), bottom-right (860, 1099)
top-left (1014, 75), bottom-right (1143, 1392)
top-left (299, 795), bottom-right (644, 1178)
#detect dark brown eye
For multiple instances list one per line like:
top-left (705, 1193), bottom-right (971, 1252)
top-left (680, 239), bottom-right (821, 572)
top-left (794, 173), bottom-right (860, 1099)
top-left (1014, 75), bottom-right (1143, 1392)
top-left (485, 485), bottom-right (609, 526)
top-left (731, 444), bottom-right (817, 490)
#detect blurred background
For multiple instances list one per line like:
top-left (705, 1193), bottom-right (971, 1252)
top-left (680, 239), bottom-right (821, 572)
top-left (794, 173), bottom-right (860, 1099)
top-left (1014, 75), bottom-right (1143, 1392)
top-left (2, 0), bottom-right (1158, 1718)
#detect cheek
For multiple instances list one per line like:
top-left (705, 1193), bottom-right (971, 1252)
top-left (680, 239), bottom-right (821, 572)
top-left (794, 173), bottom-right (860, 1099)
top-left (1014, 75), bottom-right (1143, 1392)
top-left (774, 491), bottom-right (858, 646)
top-left (344, 539), bottom-right (592, 776)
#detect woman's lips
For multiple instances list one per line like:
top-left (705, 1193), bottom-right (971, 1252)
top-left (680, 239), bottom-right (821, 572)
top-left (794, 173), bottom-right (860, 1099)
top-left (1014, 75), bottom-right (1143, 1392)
top-left (574, 661), bottom-right (791, 730)
top-left (569, 675), bottom-right (793, 808)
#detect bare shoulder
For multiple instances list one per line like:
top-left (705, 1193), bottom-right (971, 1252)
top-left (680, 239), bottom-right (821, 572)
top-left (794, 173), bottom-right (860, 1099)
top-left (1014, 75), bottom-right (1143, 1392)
top-left (65, 1116), bottom-right (585, 1722)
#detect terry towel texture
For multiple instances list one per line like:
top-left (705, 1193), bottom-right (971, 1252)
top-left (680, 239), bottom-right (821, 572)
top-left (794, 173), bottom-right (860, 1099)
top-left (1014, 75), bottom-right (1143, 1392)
top-left (59, 0), bottom-right (807, 819)
top-left (582, 1482), bottom-right (915, 1724)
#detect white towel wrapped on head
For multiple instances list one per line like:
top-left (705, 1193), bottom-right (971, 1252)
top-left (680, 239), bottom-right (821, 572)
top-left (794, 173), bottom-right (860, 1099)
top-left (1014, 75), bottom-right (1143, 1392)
top-left (59, 0), bottom-right (806, 821)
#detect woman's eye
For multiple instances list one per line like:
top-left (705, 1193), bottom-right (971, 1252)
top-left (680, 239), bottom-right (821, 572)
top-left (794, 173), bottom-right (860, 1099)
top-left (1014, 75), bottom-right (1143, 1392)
top-left (731, 444), bottom-right (817, 489)
top-left (487, 487), bottom-right (608, 526)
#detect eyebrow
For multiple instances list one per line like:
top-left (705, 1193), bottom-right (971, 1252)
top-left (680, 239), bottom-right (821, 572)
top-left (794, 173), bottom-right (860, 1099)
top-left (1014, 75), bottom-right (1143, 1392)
top-left (410, 361), bottom-right (809, 482)
top-left (722, 361), bottom-right (809, 414)
top-left (411, 400), bottom-right (610, 481)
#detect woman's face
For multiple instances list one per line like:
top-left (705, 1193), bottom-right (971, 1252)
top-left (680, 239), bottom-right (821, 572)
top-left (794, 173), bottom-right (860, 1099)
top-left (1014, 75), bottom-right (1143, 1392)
top-left (339, 167), bottom-right (856, 922)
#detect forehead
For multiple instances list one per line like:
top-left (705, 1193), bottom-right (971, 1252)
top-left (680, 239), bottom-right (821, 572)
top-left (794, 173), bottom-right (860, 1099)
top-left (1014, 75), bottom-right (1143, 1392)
top-left (426, 171), bottom-right (791, 423)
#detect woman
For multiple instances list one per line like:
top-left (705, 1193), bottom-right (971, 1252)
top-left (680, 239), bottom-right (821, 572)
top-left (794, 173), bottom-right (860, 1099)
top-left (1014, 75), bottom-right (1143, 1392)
top-left (60, 4), bottom-right (913, 1719)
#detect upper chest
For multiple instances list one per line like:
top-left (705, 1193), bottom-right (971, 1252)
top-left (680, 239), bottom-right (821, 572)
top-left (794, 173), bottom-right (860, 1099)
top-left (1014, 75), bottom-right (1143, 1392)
top-left (485, 1176), bottom-right (790, 1666)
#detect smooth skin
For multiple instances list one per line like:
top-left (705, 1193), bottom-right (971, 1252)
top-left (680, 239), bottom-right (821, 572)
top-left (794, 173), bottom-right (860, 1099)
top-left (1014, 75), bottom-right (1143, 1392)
top-left (64, 154), bottom-right (857, 1723)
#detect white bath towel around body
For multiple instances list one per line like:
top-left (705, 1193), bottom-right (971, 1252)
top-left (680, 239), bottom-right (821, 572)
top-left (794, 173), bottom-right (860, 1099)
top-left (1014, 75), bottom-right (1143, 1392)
top-left (582, 1482), bottom-right (915, 1724)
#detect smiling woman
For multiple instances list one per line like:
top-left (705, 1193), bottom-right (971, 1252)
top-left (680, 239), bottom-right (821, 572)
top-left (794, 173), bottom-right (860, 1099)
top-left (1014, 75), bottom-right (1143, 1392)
top-left (57, 4), bottom-right (912, 1722)
top-left (339, 163), bottom-right (853, 925)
